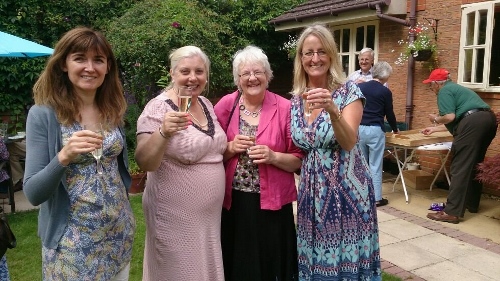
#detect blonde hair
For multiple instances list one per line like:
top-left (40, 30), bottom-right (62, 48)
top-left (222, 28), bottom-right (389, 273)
top-left (33, 27), bottom-right (126, 126)
top-left (292, 24), bottom-right (346, 95)
top-left (166, 45), bottom-right (210, 92)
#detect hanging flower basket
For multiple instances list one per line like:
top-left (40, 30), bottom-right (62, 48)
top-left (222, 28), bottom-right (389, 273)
top-left (395, 22), bottom-right (437, 65)
top-left (411, 49), bottom-right (433, 61)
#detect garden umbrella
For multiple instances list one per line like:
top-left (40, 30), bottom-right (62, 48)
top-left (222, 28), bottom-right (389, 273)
top-left (0, 31), bottom-right (53, 58)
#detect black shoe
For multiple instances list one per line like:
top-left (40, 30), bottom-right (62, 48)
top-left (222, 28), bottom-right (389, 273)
top-left (466, 206), bottom-right (478, 213)
top-left (376, 198), bottom-right (389, 207)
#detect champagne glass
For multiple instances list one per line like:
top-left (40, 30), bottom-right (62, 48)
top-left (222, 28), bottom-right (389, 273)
top-left (302, 88), bottom-right (313, 132)
top-left (242, 126), bottom-right (257, 155)
top-left (177, 86), bottom-right (194, 112)
top-left (84, 123), bottom-right (104, 175)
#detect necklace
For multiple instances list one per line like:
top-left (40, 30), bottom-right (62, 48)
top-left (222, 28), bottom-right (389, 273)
top-left (239, 97), bottom-right (262, 118)
top-left (187, 109), bottom-right (208, 127)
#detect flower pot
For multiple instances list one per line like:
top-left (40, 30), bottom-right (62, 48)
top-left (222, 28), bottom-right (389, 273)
top-left (129, 172), bottom-right (146, 194)
top-left (411, 49), bottom-right (433, 61)
top-left (407, 162), bottom-right (420, 170)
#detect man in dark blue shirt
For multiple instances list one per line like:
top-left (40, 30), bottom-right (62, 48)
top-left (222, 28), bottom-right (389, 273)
top-left (358, 61), bottom-right (398, 207)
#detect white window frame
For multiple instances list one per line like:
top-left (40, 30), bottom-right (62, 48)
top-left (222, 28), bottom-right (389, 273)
top-left (332, 21), bottom-right (379, 76)
top-left (458, 1), bottom-right (496, 91)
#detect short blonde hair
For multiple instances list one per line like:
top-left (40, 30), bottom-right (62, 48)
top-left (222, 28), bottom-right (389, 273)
top-left (167, 45), bottom-right (210, 90)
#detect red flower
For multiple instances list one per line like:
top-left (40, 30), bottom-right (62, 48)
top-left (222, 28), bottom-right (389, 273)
top-left (172, 22), bottom-right (181, 29)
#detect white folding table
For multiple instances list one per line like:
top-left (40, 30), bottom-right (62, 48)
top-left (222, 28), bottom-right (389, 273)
top-left (385, 130), bottom-right (454, 203)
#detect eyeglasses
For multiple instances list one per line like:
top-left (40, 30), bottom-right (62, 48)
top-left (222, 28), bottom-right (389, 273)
top-left (301, 51), bottom-right (327, 58)
top-left (239, 71), bottom-right (265, 79)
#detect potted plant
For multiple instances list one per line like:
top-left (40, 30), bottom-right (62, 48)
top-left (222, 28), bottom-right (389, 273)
top-left (476, 113), bottom-right (500, 188)
top-left (395, 22), bottom-right (437, 65)
top-left (128, 153), bottom-right (146, 194)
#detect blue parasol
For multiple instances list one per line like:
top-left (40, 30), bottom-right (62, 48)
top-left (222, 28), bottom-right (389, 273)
top-left (0, 31), bottom-right (53, 58)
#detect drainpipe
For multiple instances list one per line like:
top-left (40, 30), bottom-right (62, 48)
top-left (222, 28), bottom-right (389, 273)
top-left (406, 0), bottom-right (417, 129)
top-left (375, 1), bottom-right (416, 129)
top-left (374, 4), bottom-right (410, 26)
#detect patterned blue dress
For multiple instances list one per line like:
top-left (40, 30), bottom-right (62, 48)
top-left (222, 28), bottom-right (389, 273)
top-left (42, 124), bottom-right (135, 280)
top-left (0, 256), bottom-right (9, 281)
top-left (290, 81), bottom-right (381, 280)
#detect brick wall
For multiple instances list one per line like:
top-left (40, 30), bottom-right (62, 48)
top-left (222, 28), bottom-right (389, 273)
top-left (382, 0), bottom-right (500, 191)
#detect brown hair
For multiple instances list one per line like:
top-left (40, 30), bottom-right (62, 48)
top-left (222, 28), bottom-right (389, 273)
top-left (33, 27), bottom-right (126, 126)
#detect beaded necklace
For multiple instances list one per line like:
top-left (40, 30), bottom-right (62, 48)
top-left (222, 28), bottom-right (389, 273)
top-left (239, 97), bottom-right (262, 118)
top-left (187, 109), bottom-right (208, 127)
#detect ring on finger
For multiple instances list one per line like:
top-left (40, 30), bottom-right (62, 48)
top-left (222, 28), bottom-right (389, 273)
top-left (323, 99), bottom-right (327, 104)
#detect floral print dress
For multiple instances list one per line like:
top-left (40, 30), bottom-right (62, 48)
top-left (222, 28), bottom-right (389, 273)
top-left (290, 81), bottom-right (381, 280)
top-left (42, 124), bottom-right (135, 281)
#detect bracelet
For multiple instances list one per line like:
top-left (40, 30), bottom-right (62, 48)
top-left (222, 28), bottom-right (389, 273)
top-left (158, 127), bottom-right (168, 139)
top-left (332, 111), bottom-right (342, 122)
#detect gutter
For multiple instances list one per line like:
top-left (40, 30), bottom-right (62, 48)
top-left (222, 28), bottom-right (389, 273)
top-left (269, 0), bottom-right (392, 25)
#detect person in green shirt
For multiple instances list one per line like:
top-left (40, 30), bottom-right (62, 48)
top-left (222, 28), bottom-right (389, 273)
top-left (421, 68), bottom-right (497, 224)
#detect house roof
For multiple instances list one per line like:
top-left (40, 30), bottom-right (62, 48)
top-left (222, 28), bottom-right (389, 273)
top-left (269, 0), bottom-right (391, 25)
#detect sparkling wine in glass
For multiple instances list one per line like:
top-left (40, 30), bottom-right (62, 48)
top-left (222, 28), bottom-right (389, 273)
top-left (177, 86), bottom-right (193, 112)
top-left (84, 123), bottom-right (104, 175)
top-left (243, 126), bottom-right (257, 154)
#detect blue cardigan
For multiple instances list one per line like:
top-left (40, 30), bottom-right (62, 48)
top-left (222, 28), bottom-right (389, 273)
top-left (23, 105), bottom-right (131, 249)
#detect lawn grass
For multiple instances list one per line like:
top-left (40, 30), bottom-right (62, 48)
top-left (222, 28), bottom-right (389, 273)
top-left (4, 194), bottom-right (401, 281)
top-left (5, 194), bottom-right (145, 281)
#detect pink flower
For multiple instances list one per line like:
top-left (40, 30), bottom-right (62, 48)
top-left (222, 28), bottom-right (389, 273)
top-left (172, 22), bottom-right (181, 29)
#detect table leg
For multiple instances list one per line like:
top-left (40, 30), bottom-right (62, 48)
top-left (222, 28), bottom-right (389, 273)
top-left (391, 147), bottom-right (411, 203)
top-left (429, 149), bottom-right (451, 191)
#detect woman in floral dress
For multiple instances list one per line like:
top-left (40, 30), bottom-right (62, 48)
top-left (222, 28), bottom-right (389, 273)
top-left (24, 27), bottom-right (134, 280)
top-left (290, 24), bottom-right (381, 280)
top-left (0, 138), bottom-right (10, 280)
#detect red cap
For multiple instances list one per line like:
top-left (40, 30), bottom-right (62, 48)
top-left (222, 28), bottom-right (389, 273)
top-left (422, 68), bottom-right (449, 84)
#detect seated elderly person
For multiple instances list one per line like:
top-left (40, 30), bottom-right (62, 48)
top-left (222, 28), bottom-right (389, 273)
top-left (0, 137), bottom-right (11, 202)
top-left (7, 140), bottom-right (25, 191)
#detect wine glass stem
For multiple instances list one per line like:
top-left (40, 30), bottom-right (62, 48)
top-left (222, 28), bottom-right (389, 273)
top-left (96, 159), bottom-right (103, 175)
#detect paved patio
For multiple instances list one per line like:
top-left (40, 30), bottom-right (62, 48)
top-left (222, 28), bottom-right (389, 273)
top-left (5, 172), bottom-right (500, 280)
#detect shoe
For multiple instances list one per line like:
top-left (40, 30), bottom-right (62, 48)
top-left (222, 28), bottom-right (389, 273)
top-left (13, 181), bottom-right (22, 192)
top-left (466, 206), bottom-right (478, 213)
top-left (376, 198), bottom-right (389, 207)
top-left (427, 211), bottom-right (459, 224)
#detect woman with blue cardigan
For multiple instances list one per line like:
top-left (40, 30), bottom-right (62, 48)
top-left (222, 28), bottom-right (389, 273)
top-left (24, 27), bottom-right (134, 281)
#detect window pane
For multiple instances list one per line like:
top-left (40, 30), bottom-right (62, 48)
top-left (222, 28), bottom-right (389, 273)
top-left (354, 54), bottom-right (360, 71)
top-left (341, 55), bottom-right (349, 76)
top-left (356, 26), bottom-right (364, 51)
top-left (475, 48), bottom-right (485, 83)
top-left (342, 29), bottom-right (350, 52)
top-left (463, 49), bottom-right (473, 82)
top-left (466, 12), bottom-right (475, 46)
top-left (478, 9), bottom-right (488, 45)
top-left (367, 25), bottom-right (375, 49)
top-left (489, 11), bottom-right (500, 85)
top-left (334, 30), bottom-right (341, 51)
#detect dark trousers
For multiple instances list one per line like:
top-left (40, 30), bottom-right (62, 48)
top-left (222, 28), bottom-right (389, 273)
top-left (445, 111), bottom-right (497, 217)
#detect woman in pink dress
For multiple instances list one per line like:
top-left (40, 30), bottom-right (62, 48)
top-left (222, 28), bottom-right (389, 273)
top-left (135, 46), bottom-right (227, 280)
